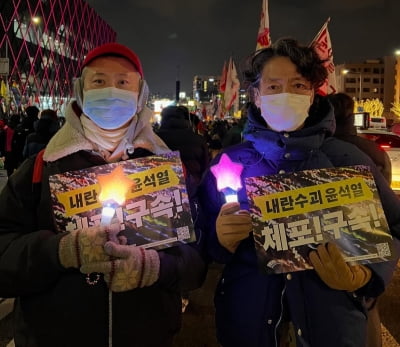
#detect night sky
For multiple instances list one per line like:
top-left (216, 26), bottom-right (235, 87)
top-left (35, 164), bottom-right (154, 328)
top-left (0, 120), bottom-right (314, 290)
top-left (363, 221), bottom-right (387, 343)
top-left (85, 0), bottom-right (400, 97)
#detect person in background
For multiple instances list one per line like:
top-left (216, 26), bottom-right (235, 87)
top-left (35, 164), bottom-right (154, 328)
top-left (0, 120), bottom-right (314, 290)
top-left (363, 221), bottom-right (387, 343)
top-left (327, 92), bottom-right (392, 184)
top-left (208, 137), bottom-right (223, 160)
top-left (327, 91), bottom-right (392, 347)
top-left (196, 38), bottom-right (400, 347)
top-left (0, 42), bottom-right (206, 347)
top-left (195, 117), bottom-right (207, 136)
top-left (222, 119), bottom-right (246, 149)
top-left (156, 104), bottom-right (210, 312)
top-left (3, 114), bottom-right (22, 176)
top-left (0, 119), bottom-right (5, 157)
top-left (157, 105), bottom-right (210, 190)
top-left (23, 108), bottom-right (60, 158)
top-left (21, 105), bottom-right (40, 135)
top-left (221, 102), bottom-right (250, 149)
top-left (12, 106), bottom-right (41, 160)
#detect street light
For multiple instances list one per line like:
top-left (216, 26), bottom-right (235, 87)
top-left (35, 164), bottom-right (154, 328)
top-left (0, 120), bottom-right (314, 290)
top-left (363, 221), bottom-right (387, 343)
top-left (342, 69), bottom-right (362, 101)
top-left (31, 17), bottom-right (41, 25)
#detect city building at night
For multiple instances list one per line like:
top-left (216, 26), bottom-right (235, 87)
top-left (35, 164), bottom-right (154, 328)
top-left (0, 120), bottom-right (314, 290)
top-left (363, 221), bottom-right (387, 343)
top-left (192, 75), bottom-right (220, 103)
top-left (335, 56), bottom-right (397, 115)
top-left (0, 0), bottom-right (116, 116)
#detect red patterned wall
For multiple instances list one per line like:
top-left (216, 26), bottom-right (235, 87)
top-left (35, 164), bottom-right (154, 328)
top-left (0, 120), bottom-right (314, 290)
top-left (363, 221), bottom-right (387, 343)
top-left (0, 0), bottom-right (116, 114)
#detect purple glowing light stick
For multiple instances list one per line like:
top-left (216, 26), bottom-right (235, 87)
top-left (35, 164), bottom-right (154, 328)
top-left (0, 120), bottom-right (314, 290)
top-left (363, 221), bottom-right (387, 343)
top-left (210, 153), bottom-right (244, 202)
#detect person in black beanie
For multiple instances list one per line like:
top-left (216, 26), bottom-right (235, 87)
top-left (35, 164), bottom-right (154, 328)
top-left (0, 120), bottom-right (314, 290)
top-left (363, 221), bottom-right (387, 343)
top-left (327, 92), bottom-right (391, 347)
top-left (327, 92), bottom-right (391, 184)
top-left (22, 105), bottom-right (40, 134)
top-left (23, 109), bottom-right (60, 158)
top-left (157, 105), bottom-right (210, 193)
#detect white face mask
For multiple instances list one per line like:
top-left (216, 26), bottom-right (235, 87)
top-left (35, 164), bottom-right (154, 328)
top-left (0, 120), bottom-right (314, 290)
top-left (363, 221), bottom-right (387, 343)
top-left (260, 93), bottom-right (312, 132)
top-left (83, 87), bottom-right (138, 130)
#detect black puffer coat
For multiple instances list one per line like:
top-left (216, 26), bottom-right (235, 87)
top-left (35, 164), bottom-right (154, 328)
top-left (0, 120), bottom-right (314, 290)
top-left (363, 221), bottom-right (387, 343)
top-left (334, 112), bottom-right (392, 184)
top-left (157, 108), bottom-right (209, 187)
top-left (0, 148), bottom-right (206, 347)
top-left (197, 99), bottom-right (400, 347)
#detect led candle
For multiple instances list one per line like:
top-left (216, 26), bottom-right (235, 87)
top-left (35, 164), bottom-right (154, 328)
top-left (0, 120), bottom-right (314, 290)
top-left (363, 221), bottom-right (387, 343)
top-left (210, 153), bottom-right (243, 203)
top-left (97, 166), bottom-right (134, 225)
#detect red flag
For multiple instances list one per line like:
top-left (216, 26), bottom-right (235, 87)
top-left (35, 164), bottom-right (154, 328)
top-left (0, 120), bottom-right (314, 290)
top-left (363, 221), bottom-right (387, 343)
top-left (224, 57), bottom-right (240, 111)
top-left (256, 0), bottom-right (271, 50)
top-left (310, 18), bottom-right (337, 96)
top-left (219, 61), bottom-right (228, 93)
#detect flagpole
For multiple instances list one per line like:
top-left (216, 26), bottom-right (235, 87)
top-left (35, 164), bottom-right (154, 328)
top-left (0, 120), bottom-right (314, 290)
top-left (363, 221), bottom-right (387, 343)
top-left (309, 17), bottom-right (330, 47)
top-left (309, 17), bottom-right (337, 95)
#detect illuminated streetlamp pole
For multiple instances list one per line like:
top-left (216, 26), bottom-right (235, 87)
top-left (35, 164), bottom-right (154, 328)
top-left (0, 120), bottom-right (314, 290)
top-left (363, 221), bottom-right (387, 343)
top-left (395, 50), bottom-right (400, 104)
top-left (342, 69), bottom-right (362, 101)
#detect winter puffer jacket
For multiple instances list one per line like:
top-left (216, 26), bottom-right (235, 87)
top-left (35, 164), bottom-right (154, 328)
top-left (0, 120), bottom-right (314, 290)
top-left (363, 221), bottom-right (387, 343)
top-left (197, 98), bottom-right (400, 347)
top-left (0, 148), bottom-right (206, 347)
top-left (157, 110), bottom-right (210, 187)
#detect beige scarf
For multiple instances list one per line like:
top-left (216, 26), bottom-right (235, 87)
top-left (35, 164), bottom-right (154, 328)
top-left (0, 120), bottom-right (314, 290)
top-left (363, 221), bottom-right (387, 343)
top-left (81, 115), bottom-right (130, 161)
top-left (43, 101), bottom-right (170, 162)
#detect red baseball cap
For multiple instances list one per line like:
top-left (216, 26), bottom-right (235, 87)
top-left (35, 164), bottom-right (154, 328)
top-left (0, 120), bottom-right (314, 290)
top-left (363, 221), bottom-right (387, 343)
top-left (82, 42), bottom-right (143, 78)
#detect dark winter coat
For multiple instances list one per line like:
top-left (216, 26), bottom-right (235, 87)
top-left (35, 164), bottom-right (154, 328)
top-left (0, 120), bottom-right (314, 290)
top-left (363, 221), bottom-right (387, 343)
top-left (222, 119), bottom-right (246, 148)
top-left (197, 99), bottom-right (400, 347)
top-left (23, 117), bottom-right (60, 158)
top-left (334, 113), bottom-right (392, 184)
top-left (0, 147), bottom-right (206, 346)
top-left (157, 113), bottom-right (209, 186)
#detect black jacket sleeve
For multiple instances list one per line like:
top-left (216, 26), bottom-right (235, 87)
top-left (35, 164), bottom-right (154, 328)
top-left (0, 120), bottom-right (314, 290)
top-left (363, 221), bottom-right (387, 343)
top-left (0, 157), bottom-right (66, 297)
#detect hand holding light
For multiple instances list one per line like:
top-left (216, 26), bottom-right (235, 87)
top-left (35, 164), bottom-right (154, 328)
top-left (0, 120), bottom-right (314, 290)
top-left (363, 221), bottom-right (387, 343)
top-left (58, 224), bottom-right (119, 269)
top-left (80, 242), bottom-right (160, 292)
top-left (216, 202), bottom-right (252, 253)
top-left (210, 153), bottom-right (243, 202)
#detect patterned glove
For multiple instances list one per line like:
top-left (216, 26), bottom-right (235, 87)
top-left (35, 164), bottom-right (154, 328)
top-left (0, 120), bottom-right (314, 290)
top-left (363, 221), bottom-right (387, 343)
top-left (80, 241), bottom-right (160, 292)
top-left (58, 224), bottom-right (120, 269)
top-left (309, 242), bottom-right (372, 292)
top-left (216, 202), bottom-right (252, 253)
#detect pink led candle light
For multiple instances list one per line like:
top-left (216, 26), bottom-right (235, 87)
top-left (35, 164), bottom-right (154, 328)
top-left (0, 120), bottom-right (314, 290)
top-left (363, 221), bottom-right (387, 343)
top-left (210, 153), bottom-right (244, 203)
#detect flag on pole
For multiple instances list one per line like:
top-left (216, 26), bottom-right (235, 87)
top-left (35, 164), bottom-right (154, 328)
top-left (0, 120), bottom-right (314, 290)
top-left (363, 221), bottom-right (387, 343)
top-left (217, 61), bottom-right (228, 118)
top-left (310, 18), bottom-right (337, 95)
top-left (256, 0), bottom-right (271, 50)
top-left (224, 57), bottom-right (240, 111)
top-left (219, 61), bottom-right (228, 93)
top-left (216, 98), bottom-right (223, 119)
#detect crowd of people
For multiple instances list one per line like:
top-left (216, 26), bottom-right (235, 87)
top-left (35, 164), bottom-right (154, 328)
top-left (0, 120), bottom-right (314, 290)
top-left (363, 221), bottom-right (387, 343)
top-left (0, 102), bottom-right (246, 180)
top-left (0, 38), bottom-right (399, 347)
top-left (0, 106), bottom-right (61, 176)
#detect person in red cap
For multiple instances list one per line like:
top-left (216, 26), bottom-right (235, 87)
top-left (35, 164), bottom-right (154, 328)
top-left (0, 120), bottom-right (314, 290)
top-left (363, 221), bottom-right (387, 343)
top-left (0, 42), bottom-right (206, 347)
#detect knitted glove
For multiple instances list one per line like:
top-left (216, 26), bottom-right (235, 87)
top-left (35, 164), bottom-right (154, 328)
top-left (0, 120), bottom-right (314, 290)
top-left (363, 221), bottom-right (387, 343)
top-left (309, 242), bottom-right (372, 292)
top-left (216, 202), bottom-right (252, 253)
top-left (58, 224), bottom-right (120, 269)
top-left (80, 241), bottom-right (160, 292)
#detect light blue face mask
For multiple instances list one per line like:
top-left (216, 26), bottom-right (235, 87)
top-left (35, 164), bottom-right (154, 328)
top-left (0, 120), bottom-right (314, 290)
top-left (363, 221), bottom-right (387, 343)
top-left (82, 87), bottom-right (138, 130)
